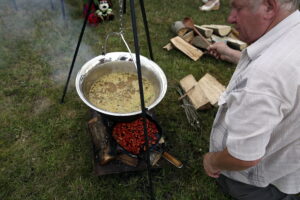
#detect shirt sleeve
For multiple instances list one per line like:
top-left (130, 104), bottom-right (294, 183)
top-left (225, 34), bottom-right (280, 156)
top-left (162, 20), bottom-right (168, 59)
top-left (224, 89), bottom-right (283, 161)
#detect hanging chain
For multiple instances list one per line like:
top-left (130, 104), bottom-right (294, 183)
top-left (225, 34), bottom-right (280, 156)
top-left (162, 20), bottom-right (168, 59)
top-left (118, 0), bottom-right (125, 34)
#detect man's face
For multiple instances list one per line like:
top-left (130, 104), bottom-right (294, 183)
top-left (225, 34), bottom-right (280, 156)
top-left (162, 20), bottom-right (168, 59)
top-left (228, 0), bottom-right (269, 44)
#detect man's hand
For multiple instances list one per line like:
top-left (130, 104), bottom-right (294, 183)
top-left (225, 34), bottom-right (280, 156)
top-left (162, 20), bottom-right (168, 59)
top-left (203, 149), bottom-right (260, 178)
top-left (207, 42), bottom-right (241, 64)
top-left (203, 152), bottom-right (221, 178)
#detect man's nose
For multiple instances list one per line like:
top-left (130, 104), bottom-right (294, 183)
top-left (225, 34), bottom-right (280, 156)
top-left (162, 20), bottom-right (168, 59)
top-left (227, 10), bottom-right (237, 24)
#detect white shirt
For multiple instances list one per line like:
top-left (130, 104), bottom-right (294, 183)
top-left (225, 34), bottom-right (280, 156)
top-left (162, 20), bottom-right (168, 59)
top-left (210, 11), bottom-right (300, 194)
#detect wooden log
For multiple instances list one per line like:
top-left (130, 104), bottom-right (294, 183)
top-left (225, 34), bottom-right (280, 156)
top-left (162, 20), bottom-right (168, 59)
top-left (198, 73), bottom-right (225, 106)
top-left (170, 36), bottom-right (204, 61)
top-left (211, 34), bottom-right (247, 51)
top-left (194, 24), bottom-right (213, 37)
top-left (225, 37), bottom-right (247, 51)
top-left (231, 27), bottom-right (240, 38)
top-left (163, 31), bottom-right (194, 51)
top-left (116, 153), bottom-right (138, 167)
top-left (179, 74), bottom-right (210, 110)
top-left (202, 24), bottom-right (231, 37)
top-left (191, 35), bottom-right (211, 49)
top-left (88, 112), bottom-right (115, 165)
top-left (171, 21), bottom-right (189, 36)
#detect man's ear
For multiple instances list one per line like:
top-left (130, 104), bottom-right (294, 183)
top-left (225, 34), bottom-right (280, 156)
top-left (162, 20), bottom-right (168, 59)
top-left (262, 0), bottom-right (279, 19)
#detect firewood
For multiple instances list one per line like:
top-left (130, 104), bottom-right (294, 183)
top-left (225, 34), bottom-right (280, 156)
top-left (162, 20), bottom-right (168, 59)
top-left (116, 153), bottom-right (138, 167)
top-left (163, 31), bottom-right (195, 51)
top-left (231, 27), bottom-right (240, 38)
top-left (198, 73), bottom-right (225, 106)
top-left (202, 24), bottom-right (231, 37)
top-left (88, 112), bottom-right (115, 165)
top-left (211, 35), bottom-right (247, 51)
top-left (194, 24), bottom-right (213, 37)
top-left (171, 21), bottom-right (189, 36)
top-left (191, 35), bottom-right (211, 49)
top-left (179, 74), bottom-right (210, 110)
top-left (170, 36), bottom-right (204, 61)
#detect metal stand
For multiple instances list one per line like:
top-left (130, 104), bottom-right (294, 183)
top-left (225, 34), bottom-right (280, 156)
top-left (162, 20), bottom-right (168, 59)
top-left (60, 0), bottom-right (93, 104)
top-left (11, 0), bottom-right (18, 11)
top-left (60, 0), bottom-right (66, 20)
top-left (60, 0), bottom-right (155, 199)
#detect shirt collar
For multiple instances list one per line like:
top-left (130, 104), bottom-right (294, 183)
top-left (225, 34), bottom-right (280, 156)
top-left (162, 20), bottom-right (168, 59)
top-left (247, 10), bottom-right (300, 61)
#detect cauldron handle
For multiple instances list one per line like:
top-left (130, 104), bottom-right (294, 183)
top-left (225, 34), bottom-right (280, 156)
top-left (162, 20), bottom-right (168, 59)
top-left (102, 32), bottom-right (137, 69)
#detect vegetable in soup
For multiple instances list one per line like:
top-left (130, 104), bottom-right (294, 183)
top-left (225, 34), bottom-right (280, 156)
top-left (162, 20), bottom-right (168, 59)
top-left (89, 72), bottom-right (156, 113)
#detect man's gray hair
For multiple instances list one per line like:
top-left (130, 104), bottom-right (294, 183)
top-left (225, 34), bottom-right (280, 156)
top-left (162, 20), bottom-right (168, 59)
top-left (278, 0), bottom-right (299, 11)
top-left (252, 0), bottom-right (299, 11)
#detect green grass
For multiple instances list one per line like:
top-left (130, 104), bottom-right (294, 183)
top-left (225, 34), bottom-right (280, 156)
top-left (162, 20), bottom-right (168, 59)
top-left (0, 0), bottom-right (235, 199)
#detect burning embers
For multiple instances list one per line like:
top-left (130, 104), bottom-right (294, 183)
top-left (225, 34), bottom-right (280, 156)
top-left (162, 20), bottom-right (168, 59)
top-left (88, 110), bottom-right (182, 175)
top-left (112, 117), bottom-right (160, 155)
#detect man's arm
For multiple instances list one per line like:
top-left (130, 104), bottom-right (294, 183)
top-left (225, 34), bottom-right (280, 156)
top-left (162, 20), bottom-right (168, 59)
top-left (207, 42), bottom-right (242, 64)
top-left (203, 148), bottom-right (260, 178)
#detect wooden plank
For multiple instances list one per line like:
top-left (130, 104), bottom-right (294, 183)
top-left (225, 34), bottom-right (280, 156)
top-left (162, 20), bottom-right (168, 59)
top-left (179, 74), bottom-right (210, 109)
top-left (202, 24), bottom-right (231, 37)
top-left (198, 73), bottom-right (225, 106)
top-left (170, 36), bottom-right (203, 61)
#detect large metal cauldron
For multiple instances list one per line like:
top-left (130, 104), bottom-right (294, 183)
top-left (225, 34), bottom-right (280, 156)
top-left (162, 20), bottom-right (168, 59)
top-left (75, 52), bottom-right (167, 117)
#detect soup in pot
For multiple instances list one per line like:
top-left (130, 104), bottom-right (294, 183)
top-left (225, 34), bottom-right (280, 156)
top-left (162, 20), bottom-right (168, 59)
top-left (88, 72), bottom-right (156, 113)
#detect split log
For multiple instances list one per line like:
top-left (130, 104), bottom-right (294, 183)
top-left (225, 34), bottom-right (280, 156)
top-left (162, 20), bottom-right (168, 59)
top-left (179, 74), bottom-right (211, 110)
top-left (198, 73), bottom-right (225, 106)
top-left (194, 24), bottom-right (213, 37)
top-left (202, 24), bottom-right (231, 37)
top-left (170, 36), bottom-right (204, 61)
top-left (191, 35), bottom-right (211, 49)
top-left (88, 112), bottom-right (115, 165)
top-left (211, 35), bottom-right (247, 51)
top-left (163, 31), bottom-right (194, 51)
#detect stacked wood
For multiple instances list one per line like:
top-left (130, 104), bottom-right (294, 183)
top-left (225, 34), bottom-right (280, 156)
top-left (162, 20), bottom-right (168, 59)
top-left (164, 19), bottom-right (247, 61)
top-left (179, 73), bottom-right (225, 110)
top-left (201, 24), bottom-right (232, 37)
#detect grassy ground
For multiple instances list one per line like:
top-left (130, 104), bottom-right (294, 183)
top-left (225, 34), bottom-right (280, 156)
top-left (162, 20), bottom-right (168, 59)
top-left (0, 0), bottom-right (235, 199)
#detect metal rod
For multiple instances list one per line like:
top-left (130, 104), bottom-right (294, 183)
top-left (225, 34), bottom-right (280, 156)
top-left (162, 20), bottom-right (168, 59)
top-left (139, 0), bottom-right (154, 60)
top-left (50, 0), bottom-right (55, 10)
top-left (129, 0), bottom-right (154, 199)
top-left (11, 0), bottom-right (18, 11)
top-left (60, 0), bottom-right (66, 20)
top-left (60, 0), bottom-right (93, 103)
top-left (123, 0), bottom-right (126, 14)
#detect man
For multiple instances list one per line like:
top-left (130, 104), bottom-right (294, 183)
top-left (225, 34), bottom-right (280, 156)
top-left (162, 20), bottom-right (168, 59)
top-left (203, 0), bottom-right (300, 199)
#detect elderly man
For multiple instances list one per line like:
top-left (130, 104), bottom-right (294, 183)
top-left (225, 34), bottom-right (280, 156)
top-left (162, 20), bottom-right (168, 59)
top-left (203, 0), bottom-right (300, 199)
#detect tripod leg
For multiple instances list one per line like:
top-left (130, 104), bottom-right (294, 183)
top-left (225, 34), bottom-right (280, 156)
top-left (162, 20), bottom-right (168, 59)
top-left (60, 0), bottom-right (93, 103)
top-left (129, 2), bottom-right (155, 199)
top-left (50, 0), bottom-right (55, 10)
top-left (60, 0), bottom-right (66, 20)
top-left (139, 0), bottom-right (154, 61)
top-left (123, 0), bottom-right (126, 14)
top-left (11, 0), bottom-right (18, 11)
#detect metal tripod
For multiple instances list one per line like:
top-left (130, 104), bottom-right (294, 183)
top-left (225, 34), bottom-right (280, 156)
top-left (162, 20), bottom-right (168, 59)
top-left (60, 0), bottom-right (155, 199)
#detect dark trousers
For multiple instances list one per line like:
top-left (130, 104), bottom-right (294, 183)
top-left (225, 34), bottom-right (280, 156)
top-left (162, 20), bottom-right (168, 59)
top-left (216, 174), bottom-right (300, 200)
